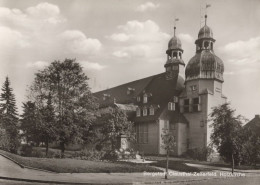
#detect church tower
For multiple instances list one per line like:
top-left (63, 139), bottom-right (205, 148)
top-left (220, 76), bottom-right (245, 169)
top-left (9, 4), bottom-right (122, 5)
top-left (180, 14), bottom-right (226, 151)
top-left (165, 26), bottom-right (185, 80)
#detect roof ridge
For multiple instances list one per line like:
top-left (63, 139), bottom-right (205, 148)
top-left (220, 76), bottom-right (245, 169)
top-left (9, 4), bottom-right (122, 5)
top-left (93, 72), bottom-right (165, 94)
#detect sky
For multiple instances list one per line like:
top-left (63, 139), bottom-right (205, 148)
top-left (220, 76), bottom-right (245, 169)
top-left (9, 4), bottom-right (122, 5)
top-left (0, 0), bottom-right (259, 120)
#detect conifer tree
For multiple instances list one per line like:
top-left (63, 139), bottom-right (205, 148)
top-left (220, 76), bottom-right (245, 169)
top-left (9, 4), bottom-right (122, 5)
top-left (0, 77), bottom-right (19, 153)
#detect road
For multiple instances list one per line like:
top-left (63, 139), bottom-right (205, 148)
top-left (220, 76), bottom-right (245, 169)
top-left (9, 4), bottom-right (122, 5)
top-left (178, 176), bottom-right (260, 185)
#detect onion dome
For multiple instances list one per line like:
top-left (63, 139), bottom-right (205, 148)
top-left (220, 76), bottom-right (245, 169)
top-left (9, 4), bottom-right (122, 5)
top-left (168, 36), bottom-right (182, 50)
top-left (165, 26), bottom-right (185, 80)
top-left (165, 26), bottom-right (184, 65)
top-left (198, 25), bottom-right (213, 39)
top-left (185, 50), bottom-right (224, 81)
top-left (185, 14), bottom-right (224, 82)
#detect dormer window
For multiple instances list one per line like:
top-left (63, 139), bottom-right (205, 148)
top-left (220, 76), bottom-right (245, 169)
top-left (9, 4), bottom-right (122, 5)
top-left (143, 107), bottom-right (147, 116)
top-left (149, 106), bottom-right (154, 115)
top-left (127, 87), bottom-right (135, 95)
top-left (103, 94), bottom-right (110, 101)
top-left (168, 102), bottom-right (175, 111)
top-left (173, 96), bottom-right (178, 103)
top-left (137, 96), bottom-right (141, 102)
top-left (136, 107), bottom-right (141, 117)
top-left (143, 94), bottom-right (148, 103)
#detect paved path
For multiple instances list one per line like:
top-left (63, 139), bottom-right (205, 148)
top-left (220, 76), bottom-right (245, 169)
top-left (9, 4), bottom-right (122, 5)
top-left (185, 163), bottom-right (260, 174)
top-left (0, 155), bottom-right (259, 184)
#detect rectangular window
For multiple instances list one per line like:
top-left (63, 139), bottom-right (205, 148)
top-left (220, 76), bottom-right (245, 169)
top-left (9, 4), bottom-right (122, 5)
top-left (184, 99), bottom-right (190, 113)
top-left (173, 96), bottom-right (178, 103)
top-left (143, 95), bottom-right (148, 103)
top-left (136, 108), bottom-right (141, 117)
top-left (184, 99), bottom-right (189, 105)
top-left (143, 108), bottom-right (147, 116)
top-left (193, 97), bottom-right (199, 104)
top-left (168, 102), bottom-right (175, 111)
top-left (138, 123), bottom-right (148, 144)
top-left (137, 96), bottom-right (141, 102)
top-left (149, 107), bottom-right (154, 115)
top-left (164, 120), bottom-right (169, 130)
top-left (192, 97), bottom-right (201, 112)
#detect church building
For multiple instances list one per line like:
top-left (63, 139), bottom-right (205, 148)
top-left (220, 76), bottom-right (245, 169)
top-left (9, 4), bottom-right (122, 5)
top-left (94, 15), bottom-right (226, 155)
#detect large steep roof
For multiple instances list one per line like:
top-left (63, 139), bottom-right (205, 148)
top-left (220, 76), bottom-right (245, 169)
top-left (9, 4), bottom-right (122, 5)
top-left (93, 72), bottom-right (185, 119)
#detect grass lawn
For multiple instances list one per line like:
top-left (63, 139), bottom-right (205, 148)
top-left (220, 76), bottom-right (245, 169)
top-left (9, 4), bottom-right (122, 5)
top-left (0, 150), bottom-right (162, 173)
top-left (152, 160), bottom-right (209, 172)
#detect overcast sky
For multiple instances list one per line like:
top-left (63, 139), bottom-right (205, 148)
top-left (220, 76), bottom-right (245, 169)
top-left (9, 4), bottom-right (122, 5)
top-left (0, 0), bottom-right (259, 120)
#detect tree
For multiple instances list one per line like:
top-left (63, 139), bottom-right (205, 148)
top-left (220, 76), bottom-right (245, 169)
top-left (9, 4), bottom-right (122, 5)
top-left (0, 128), bottom-right (10, 150)
top-left (209, 103), bottom-right (245, 173)
top-left (97, 107), bottom-right (134, 151)
top-left (0, 77), bottom-right (19, 153)
top-left (20, 101), bottom-right (40, 144)
top-left (161, 128), bottom-right (176, 179)
top-left (240, 128), bottom-right (260, 166)
top-left (39, 93), bottom-right (56, 156)
top-left (29, 59), bottom-right (97, 156)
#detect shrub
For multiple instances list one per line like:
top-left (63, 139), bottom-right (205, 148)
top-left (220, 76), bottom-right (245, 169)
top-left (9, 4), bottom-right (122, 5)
top-left (183, 147), bottom-right (212, 161)
top-left (71, 149), bottom-right (105, 161)
top-left (20, 144), bottom-right (33, 157)
top-left (31, 148), bottom-right (45, 158)
top-left (102, 150), bottom-right (119, 161)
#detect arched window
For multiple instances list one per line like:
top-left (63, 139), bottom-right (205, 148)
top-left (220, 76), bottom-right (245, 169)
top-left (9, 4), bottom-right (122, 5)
top-left (173, 52), bottom-right (177, 58)
top-left (204, 41), bottom-right (209, 49)
top-left (136, 107), bottom-right (141, 117)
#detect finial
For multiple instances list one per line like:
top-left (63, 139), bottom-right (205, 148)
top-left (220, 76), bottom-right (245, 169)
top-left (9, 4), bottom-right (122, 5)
top-left (205, 14), bottom-right (207, 25)
top-left (173, 18), bottom-right (179, 36)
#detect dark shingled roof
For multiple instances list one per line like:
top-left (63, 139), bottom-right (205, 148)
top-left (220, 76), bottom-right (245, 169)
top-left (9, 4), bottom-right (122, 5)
top-left (93, 74), bottom-right (156, 107)
top-left (93, 72), bottom-right (185, 122)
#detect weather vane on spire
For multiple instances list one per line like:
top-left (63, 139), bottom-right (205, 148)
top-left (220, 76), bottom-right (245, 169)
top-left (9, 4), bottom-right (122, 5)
top-left (205, 4), bottom-right (211, 25)
top-left (174, 18), bottom-right (179, 36)
top-left (200, 3), bottom-right (211, 27)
